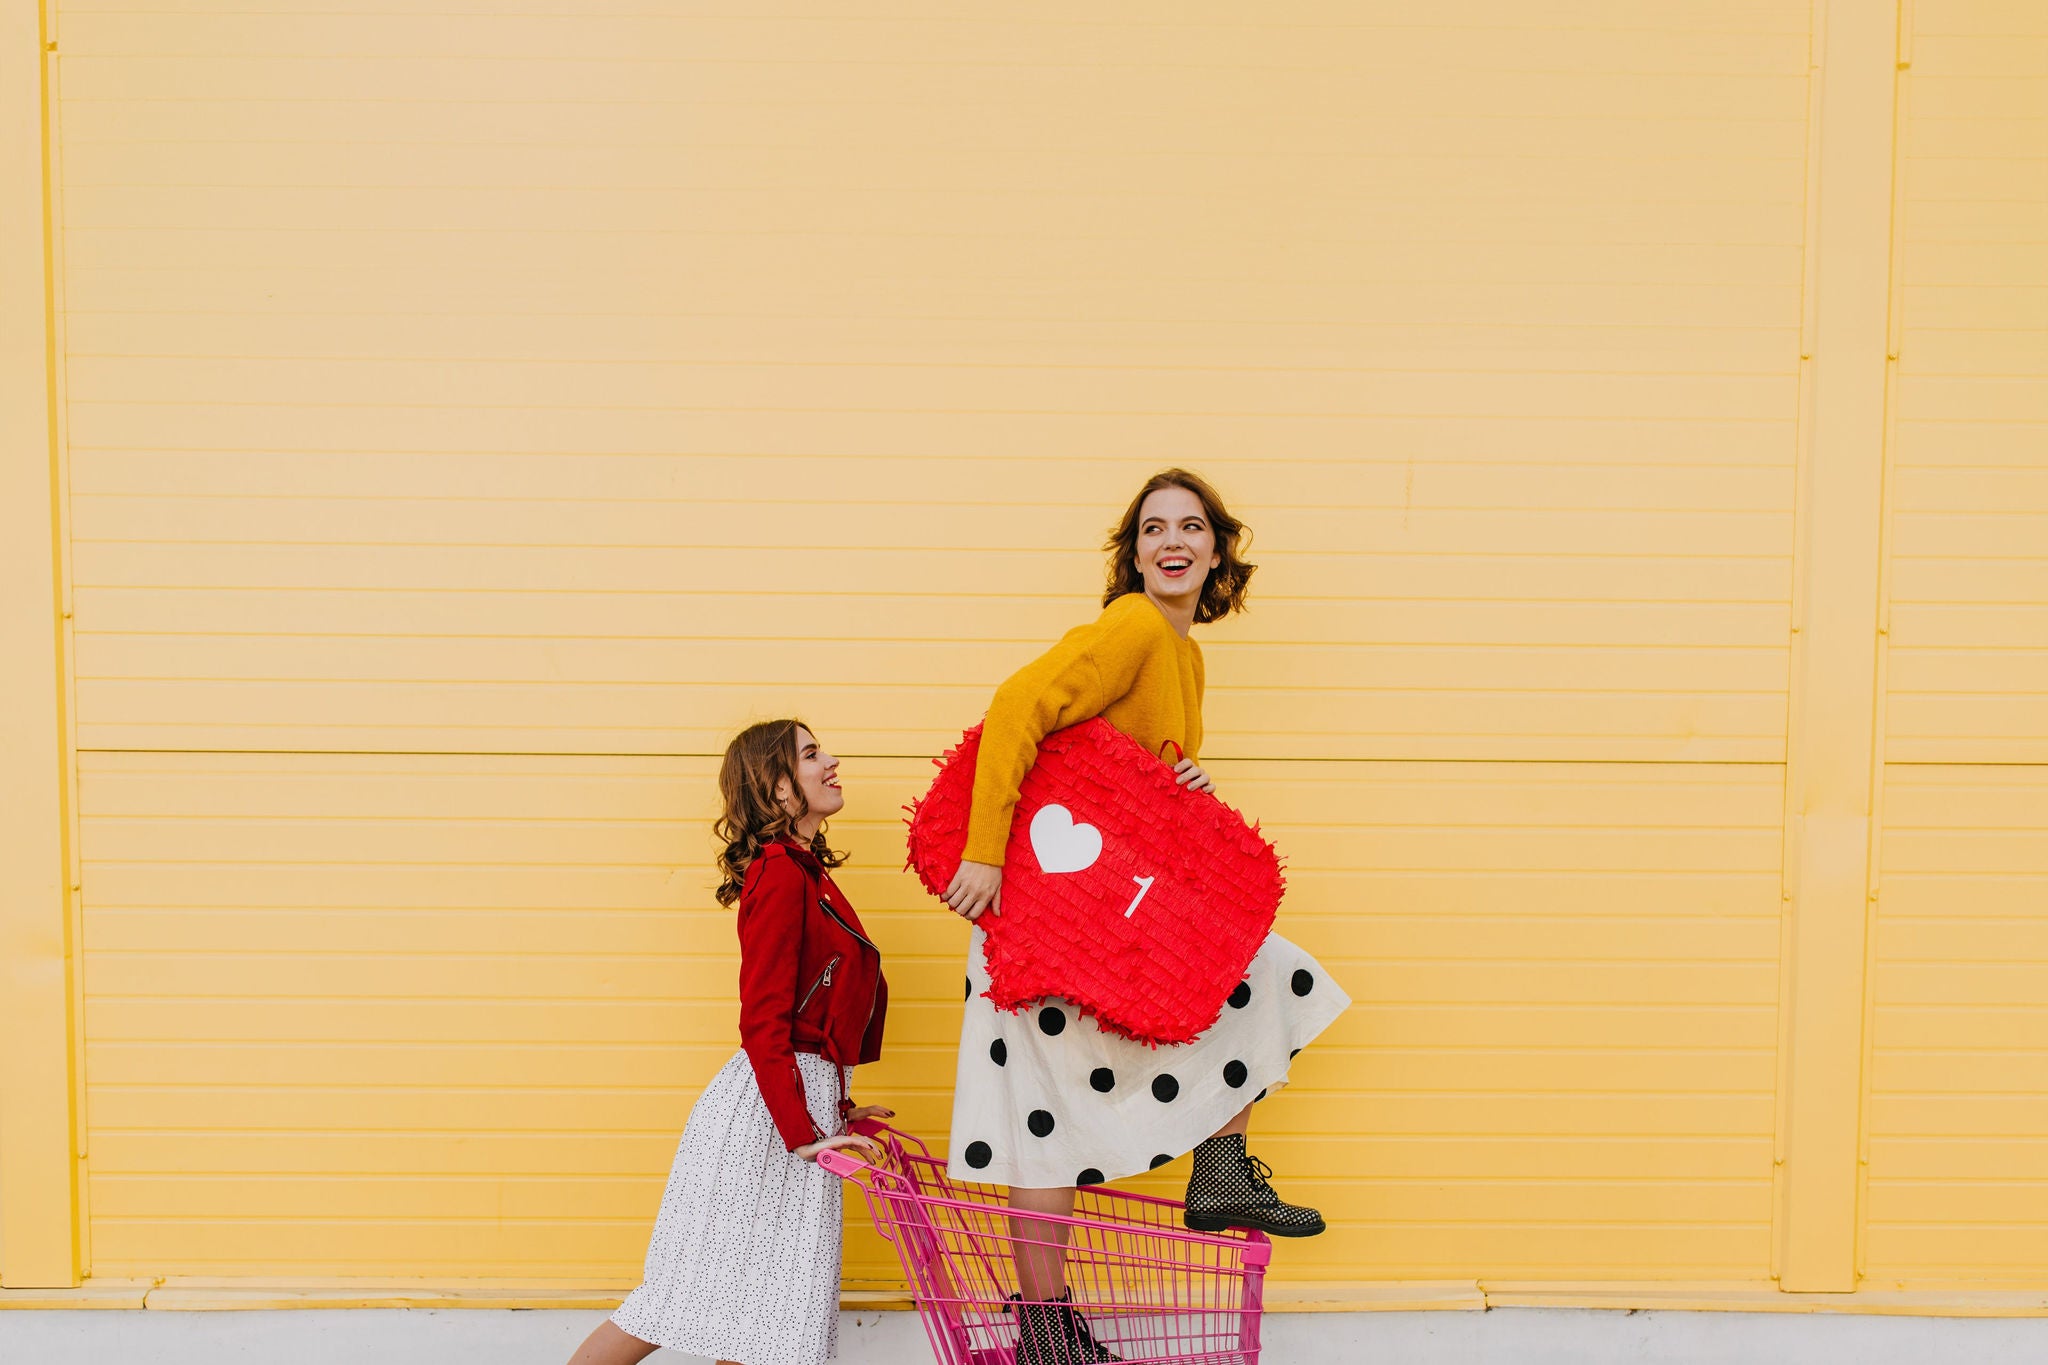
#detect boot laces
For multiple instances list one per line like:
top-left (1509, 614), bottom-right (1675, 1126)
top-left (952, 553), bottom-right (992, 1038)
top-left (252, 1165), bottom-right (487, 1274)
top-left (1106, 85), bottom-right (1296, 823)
top-left (1241, 1153), bottom-right (1285, 1209)
top-left (1011, 1289), bottom-right (1118, 1362)
top-left (1065, 1302), bottom-right (1111, 1354)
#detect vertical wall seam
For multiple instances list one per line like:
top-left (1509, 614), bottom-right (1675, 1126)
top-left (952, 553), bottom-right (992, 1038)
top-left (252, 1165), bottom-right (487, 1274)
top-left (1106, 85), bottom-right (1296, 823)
top-left (0, 0), bottom-right (81, 1288)
top-left (44, 35), bottom-right (90, 1272)
top-left (1774, 0), bottom-right (1901, 1294)
top-left (37, 0), bottom-right (82, 1282)
top-left (1851, 23), bottom-right (1913, 1283)
top-left (1770, 0), bottom-right (1832, 1285)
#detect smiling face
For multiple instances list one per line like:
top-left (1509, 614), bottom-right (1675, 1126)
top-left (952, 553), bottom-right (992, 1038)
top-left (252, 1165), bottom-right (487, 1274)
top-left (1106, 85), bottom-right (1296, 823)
top-left (775, 725), bottom-right (843, 832)
top-left (1133, 485), bottom-right (1223, 609)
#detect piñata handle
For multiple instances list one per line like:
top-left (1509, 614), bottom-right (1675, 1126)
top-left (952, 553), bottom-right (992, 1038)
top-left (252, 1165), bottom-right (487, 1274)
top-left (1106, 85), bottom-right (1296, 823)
top-left (1159, 739), bottom-right (1185, 766)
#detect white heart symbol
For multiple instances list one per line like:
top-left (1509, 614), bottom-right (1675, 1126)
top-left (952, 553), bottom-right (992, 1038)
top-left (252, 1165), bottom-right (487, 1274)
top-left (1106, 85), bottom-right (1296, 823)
top-left (1029, 804), bottom-right (1102, 875)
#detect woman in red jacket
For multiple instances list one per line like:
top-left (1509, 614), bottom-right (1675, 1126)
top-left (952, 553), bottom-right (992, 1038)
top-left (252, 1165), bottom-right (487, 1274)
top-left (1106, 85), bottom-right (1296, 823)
top-left (567, 719), bottom-right (891, 1365)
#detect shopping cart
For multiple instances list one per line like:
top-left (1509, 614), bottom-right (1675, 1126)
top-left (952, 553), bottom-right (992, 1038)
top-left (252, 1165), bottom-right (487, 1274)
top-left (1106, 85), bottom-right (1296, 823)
top-left (821, 1125), bottom-right (1270, 1364)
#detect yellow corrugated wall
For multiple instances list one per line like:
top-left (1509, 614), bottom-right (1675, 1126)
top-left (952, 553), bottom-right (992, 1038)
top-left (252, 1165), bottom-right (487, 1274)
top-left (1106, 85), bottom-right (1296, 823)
top-left (57, 0), bottom-right (1808, 1284)
top-left (0, 0), bottom-right (2031, 1296)
top-left (1863, 0), bottom-right (2048, 1286)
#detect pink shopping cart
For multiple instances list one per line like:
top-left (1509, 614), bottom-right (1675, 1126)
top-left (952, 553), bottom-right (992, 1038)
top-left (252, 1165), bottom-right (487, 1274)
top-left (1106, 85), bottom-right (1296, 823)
top-left (821, 1125), bottom-right (1270, 1364)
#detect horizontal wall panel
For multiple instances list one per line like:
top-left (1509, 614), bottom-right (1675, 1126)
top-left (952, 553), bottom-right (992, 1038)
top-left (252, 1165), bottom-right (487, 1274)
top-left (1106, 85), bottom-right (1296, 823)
top-left (1867, 766), bottom-right (2048, 1283)
top-left (67, 543), bottom-right (1784, 601)
top-left (62, 271), bottom-right (1806, 328)
top-left (1885, 0), bottom-right (2048, 765)
top-left (65, 454), bottom-right (1802, 503)
top-left (50, 7), bottom-right (1809, 60)
top-left (79, 753), bottom-right (1782, 1280)
top-left (63, 460), bottom-right (1798, 511)
top-left (1862, 6), bottom-right (2048, 1286)
top-left (79, 752), bottom-right (935, 1277)
top-left (61, 409), bottom-right (1785, 463)
top-left (59, 362), bottom-right (1804, 419)
top-left (67, 697), bottom-right (1789, 765)
top-left (59, 0), bottom-right (1805, 764)
top-left (60, 133), bottom-right (1810, 192)
top-left (64, 316), bottom-right (1802, 373)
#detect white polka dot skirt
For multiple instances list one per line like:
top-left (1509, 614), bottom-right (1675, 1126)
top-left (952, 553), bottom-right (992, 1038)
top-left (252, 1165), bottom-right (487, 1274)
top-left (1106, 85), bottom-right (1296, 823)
top-left (947, 931), bottom-right (1350, 1188)
top-left (612, 1050), bottom-right (850, 1365)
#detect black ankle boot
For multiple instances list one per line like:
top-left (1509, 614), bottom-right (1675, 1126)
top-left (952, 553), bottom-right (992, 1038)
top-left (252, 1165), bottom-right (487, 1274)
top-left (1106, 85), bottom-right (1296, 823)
top-left (1011, 1288), bottom-right (1123, 1365)
top-left (1182, 1133), bottom-right (1326, 1238)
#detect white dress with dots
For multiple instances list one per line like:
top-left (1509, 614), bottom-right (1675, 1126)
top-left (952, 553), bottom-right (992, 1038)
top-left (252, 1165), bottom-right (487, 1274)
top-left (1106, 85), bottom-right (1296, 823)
top-left (612, 1050), bottom-right (849, 1365)
top-left (947, 929), bottom-right (1349, 1188)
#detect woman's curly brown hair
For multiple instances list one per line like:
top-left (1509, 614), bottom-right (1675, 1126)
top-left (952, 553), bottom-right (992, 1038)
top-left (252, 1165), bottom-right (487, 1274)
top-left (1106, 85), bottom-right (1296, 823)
top-left (713, 718), bottom-right (847, 908)
top-left (1102, 468), bottom-right (1257, 624)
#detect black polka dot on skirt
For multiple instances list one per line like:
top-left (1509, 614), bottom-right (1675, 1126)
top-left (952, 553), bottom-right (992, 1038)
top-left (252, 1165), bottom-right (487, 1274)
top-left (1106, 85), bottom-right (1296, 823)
top-left (1028, 1109), bottom-right (1056, 1138)
top-left (1223, 1060), bottom-right (1248, 1088)
top-left (965, 975), bottom-right (972, 1000)
top-left (1089, 1067), bottom-right (1116, 1093)
top-left (1255, 1088), bottom-right (1268, 1102)
top-left (1292, 969), bottom-right (1315, 997)
top-left (1152, 1074), bottom-right (1179, 1103)
top-left (989, 1038), bottom-right (1007, 1066)
top-left (1228, 981), bottom-right (1251, 1009)
top-left (1149, 1154), bottom-right (1172, 1170)
top-left (1077, 1168), bottom-right (1105, 1186)
top-left (965, 1141), bottom-right (992, 1169)
top-left (1290, 1047), bottom-right (1302, 1059)
top-left (1038, 1007), bottom-right (1067, 1036)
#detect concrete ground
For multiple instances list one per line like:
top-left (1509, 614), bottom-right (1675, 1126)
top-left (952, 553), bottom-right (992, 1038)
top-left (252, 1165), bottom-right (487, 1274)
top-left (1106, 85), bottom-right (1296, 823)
top-left (8, 1307), bottom-right (2048, 1364)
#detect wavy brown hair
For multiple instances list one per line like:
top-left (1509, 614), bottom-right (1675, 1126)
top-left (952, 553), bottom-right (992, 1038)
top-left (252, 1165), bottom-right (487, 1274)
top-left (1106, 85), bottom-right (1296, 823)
top-left (1102, 468), bottom-right (1256, 624)
top-left (713, 718), bottom-right (847, 908)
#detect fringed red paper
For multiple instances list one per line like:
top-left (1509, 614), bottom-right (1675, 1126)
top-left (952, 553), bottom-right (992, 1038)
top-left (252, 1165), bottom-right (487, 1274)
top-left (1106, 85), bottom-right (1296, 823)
top-left (906, 719), bottom-right (1283, 1046)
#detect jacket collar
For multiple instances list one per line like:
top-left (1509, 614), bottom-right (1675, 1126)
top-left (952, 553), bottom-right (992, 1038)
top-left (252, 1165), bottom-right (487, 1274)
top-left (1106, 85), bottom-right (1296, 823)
top-left (770, 836), bottom-right (824, 872)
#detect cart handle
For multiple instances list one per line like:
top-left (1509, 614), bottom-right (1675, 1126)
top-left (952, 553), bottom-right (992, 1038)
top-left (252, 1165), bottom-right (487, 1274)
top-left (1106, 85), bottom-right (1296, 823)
top-left (849, 1117), bottom-right (931, 1156)
top-left (818, 1144), bottom-right (903, 1185)
top-left (817, 1144), bottom-right (1268, 1260)
top-left (819, 1123), bottom-right (918, 1196)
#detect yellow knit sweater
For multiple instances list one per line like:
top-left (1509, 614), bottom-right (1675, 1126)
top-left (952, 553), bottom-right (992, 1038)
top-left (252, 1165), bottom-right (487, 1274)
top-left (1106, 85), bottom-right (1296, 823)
top-left (963, 593), bottom-right (1205, 867)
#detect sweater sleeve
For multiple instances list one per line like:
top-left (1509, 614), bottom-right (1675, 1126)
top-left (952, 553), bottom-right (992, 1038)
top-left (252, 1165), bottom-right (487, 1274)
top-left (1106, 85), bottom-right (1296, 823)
top-left (962, 601), bottom-right (1151, 867)
top-left (735, 852), bottom-right (826, 1151)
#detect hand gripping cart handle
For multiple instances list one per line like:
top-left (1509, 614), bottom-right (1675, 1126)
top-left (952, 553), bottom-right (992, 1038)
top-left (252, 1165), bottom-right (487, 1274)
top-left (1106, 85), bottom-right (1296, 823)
top-left (821, 1123), bottom-right (1271, 1364)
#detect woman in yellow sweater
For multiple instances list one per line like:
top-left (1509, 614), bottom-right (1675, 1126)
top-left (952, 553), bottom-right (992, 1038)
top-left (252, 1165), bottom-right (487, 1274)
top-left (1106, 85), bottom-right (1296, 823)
top-left (942, 469), bottom-right (1349, 1365)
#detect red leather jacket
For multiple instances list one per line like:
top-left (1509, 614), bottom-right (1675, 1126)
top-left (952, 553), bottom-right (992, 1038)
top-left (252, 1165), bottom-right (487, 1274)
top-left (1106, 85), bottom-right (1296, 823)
top-left (737, 839), bottom-right (888, 1152)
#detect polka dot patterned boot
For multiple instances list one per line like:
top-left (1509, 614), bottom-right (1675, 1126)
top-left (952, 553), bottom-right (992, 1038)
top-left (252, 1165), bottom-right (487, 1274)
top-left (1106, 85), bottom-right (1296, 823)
top-left (1181, 1133), bottom-right (1326, 1238)
top-left (1011, 1289), bottom-right (1124, 1365)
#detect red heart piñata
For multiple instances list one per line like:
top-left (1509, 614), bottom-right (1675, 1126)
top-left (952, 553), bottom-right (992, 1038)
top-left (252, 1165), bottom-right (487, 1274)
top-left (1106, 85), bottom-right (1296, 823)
top-left (905, 718), bottom-right (1284, 1046)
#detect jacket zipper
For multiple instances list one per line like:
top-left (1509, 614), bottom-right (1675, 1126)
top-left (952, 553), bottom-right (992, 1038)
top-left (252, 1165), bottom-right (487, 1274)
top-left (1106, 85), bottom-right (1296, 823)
top-left (819, 895), bottom-right (883, 1054)
top-left (796, 954), bottom-right (841, 1015)
top-left (817, 895), bottom-right (878, 953)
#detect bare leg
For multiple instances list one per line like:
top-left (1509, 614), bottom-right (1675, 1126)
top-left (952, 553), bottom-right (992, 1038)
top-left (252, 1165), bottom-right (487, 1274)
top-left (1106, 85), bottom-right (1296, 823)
top-left (1208, 1101), bottom-right (1254, 1140)
top-left (1009, 1107), bottom-right (1255, 1303)
top-left (1008, 1184), bottom-right (1077, 1301)
top-left (563, 1319), bottom-right (667, 1365)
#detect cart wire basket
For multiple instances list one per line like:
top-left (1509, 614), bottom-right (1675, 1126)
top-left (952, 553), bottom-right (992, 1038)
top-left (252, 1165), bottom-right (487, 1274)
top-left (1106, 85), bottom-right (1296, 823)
top-left (821, 1124), bottom-right (1270, 1365)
